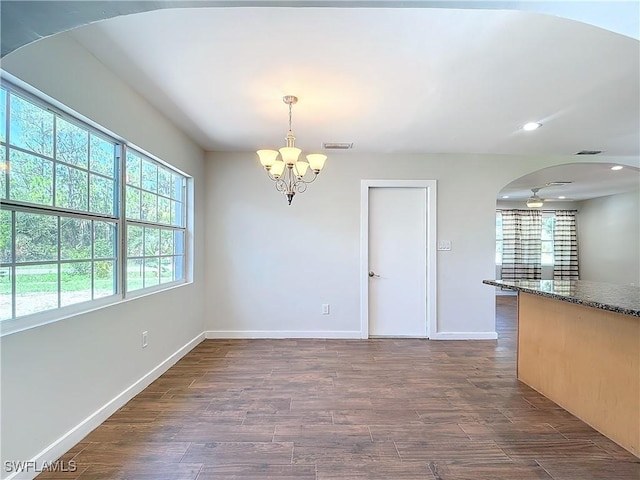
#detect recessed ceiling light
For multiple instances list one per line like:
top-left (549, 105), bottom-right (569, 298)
top-left (522, 122), bottom-right (542, 131)
top-left (611, 165), bottom-right (623, 171)
top-left (502, 195), bottom-right (509, 199)
top-left (558, 196), bottom-right (566, 199)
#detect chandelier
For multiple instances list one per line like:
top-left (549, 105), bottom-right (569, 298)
top-left (256, 95), bottom-right (327, 205)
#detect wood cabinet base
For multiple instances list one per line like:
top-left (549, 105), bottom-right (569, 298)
top-left (518, 293), bottom-right (639, 457)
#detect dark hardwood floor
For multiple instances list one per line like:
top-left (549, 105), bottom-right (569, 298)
top-left (38, 296), bottom-right (639, 479)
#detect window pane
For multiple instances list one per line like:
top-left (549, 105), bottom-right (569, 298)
top-left (171, 173), bottom-right (182, 199)
top-left (174, 230), bottom-right (185, 255)
top-left (89, 174), bottom-right (114, 215)
top-left (127, 225), bottom-right (143, 257)
top-left (127, 259), bottom-right (143, 292)
top-left (94, 260), bottom-right (116, 299)
top-left (541, 217), bottom-right (555, 241)
top-left (16, 264), bottom-right (58, 317)
top-left (158, 196), bottom-right (170, 224)
top-left (144, 257), bottom-right (159, 287)
top-left (158, 168), bottom-right (173, 197)
top-left (144, 227), bottom-right (159, 256)
top-left (9, 149), bottom-right (53, 205)
top-left (56, 164), bottom-right (88, 211)
top-left (0, 87), bottom-right (6, 143)
top-left (94, 221), bottom-right (116, 259)
top-left (141, 159), bottom-right (157, 192)
top-left (15, 212), bottom-right (57, 262)
top-left (126, 152), bottom-right (140, 187)
top-left (160, 229), bottom-right (173, 256)
top-left (9, 94), bottom-right (54, 157)
top-left (541, 252), bottom-right (554, 265)
top-left (160, 257), bottom-right (173, 284)
top-left (0, 209), bottom-right (11, 263)
top-left (174, 256), bottom-right (184, 282)
top-left (126, 186), bottom-right (140, 220)
top-left (89, 134), bottom-right (115, 177)
top-left (56, 117), bottom-right (88, 168)
top-left (61, 262), bottom-right (91, 307)
top-left (1, 147), bottom-right (6, 199)
top-left (0, 266), bottom-right (11, 320)
top-left (141, 191), bottom-right (157, 222)
top-left (171, 200), bottom-right (183, 227)
top-left (60, 217), bottom-right (91, 261)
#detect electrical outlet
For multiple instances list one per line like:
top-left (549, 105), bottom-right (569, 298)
top-left (322, 304), bottom-right (330, 315)
top-left (142, 331), bottom-right (148, 348)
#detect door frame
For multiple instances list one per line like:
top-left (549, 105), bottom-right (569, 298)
top-left (360, 180), bottom-right (437, 339)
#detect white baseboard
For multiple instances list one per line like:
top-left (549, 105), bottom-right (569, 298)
top-left (205, 330), bottom-right (362, 339)
top-left (205, 330), bottom-right (497, 340)
top-left (430, 331), bottom-right (498, 340)
top-left (6, 333), bottom-right (205, 480)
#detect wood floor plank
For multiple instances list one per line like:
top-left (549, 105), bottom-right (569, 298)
top-left (180, 442), bottom-right (294, 465)
top-left (35, 297), bottom-right (639, 480)
top-left (428, 460), bottom-right (553, 480)
top-left (196, 464), bottom-right (316, 479)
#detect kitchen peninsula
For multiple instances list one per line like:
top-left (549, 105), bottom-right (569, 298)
top-left (483, 279), bottom-right (640, 457)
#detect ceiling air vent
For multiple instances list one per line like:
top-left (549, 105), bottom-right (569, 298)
top-left (575, 150), bottom-right (602, 155)
top-left (322, 142), bottom-right (353, 150)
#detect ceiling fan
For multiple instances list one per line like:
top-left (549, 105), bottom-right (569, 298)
top-left (526, 187), bottom-right (544, 208)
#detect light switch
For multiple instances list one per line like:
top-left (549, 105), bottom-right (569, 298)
top-left (437, 240), bottom-right (452, 251)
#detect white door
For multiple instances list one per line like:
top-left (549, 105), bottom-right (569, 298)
top-left (368, 186), bottom-right (428, 337)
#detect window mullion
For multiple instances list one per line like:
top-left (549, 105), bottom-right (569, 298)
top-left (119, 144), bottom-right (127, 297)
top-left (10, 210), bottom-right (16, 319)
top-left (57, 215), bottom-right (61, 308)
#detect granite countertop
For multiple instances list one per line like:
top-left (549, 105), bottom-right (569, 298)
top-left (483, 279), bottom-right (640, 317)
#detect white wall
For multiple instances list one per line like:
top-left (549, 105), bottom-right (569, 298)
top-left (203, 152), bottom-right (634, 339)
top-left (0, 34), bottom-right (205, 477)
top-left (577, 190), bottom-right (640, 285)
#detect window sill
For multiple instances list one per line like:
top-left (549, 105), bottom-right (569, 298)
top-left (0, 280), bottom-right (191, 337)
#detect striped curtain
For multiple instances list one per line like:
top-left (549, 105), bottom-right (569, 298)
top-left (501, 209), bottom-right (542, 280)
top-left (554, 210), bottom-right (579, 279)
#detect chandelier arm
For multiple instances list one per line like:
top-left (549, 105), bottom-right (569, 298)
top-left (274, 178), bottom-right (288, 194)
top-left (293, 180), bottom-right (308, 194)
top-left (295, 170), bottom-right (319, 185)
top-left (266, 171), bottom-right (283, 182)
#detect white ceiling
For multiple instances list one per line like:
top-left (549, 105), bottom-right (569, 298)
top-left (498, 162), bottom-right (640, 202)
top-left (68, 7), bottom-right (639, 158)
top-left (6, 4), bottom-right (639, 201)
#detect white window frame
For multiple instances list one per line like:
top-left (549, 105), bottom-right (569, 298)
top-left (0, 77), bottom-right (191, 336)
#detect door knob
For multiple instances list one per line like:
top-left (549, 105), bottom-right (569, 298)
top-left (369, 271), bottom-right (380, 278)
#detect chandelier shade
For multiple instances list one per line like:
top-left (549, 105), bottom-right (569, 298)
top-left (307, 153), bottom-right (327, 172)
top-left (257, 149), bottom-right (279, 168)
top-left (256, 95), bottom-right (327, 205)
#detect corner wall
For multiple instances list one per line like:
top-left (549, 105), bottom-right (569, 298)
top-left (0, 33), bottom-right (205, 477)
top-left (577, 190), bottom-right (640, 285)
